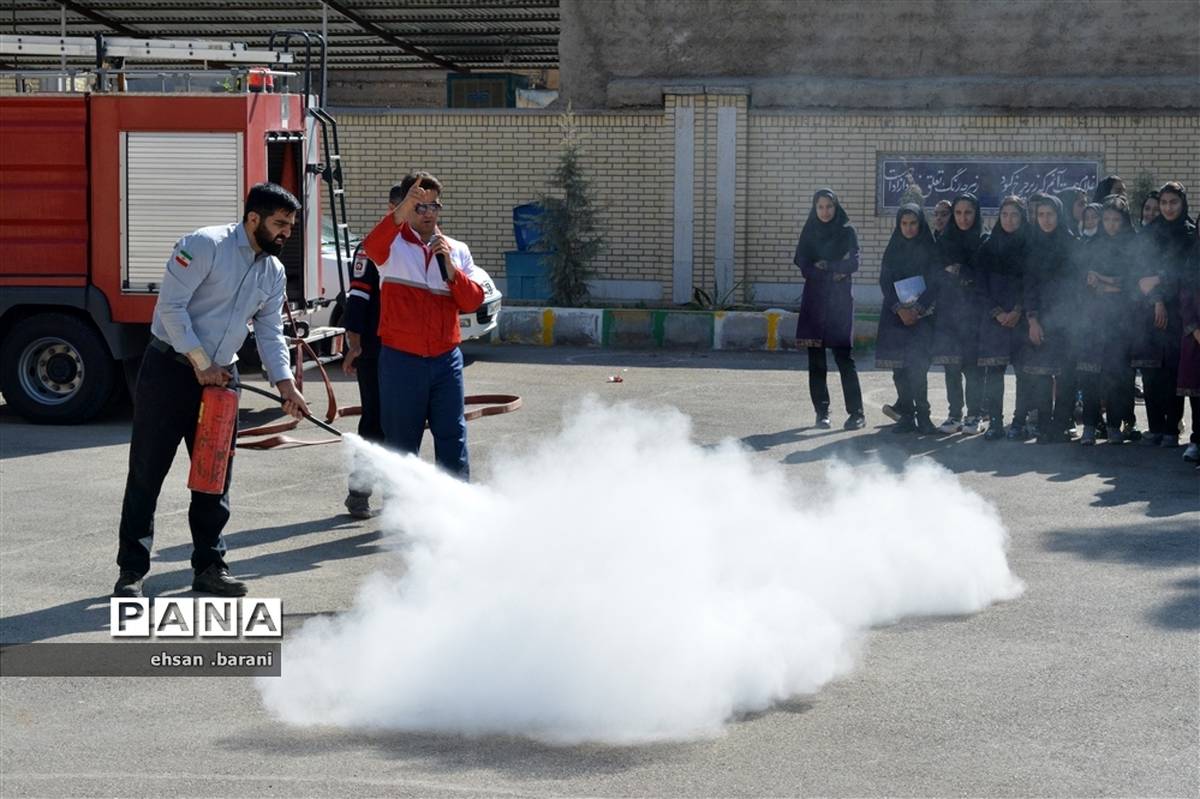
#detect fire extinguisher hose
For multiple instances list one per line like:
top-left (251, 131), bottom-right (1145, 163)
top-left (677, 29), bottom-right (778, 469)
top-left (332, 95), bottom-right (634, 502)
top-left (231, 381), bottom-right (522, 450)
top-left (232, 381), bottom-right (343, 437)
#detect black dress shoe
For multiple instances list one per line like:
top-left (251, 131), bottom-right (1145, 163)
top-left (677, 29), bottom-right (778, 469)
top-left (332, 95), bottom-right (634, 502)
top-left (916, 415), bottom-right (938, 435)
top-left (112, 571), bottom-right (144, 598)
top-left (192, 565), bottom-right (248, 597)
top-left (843, 413), bottom-right (866, 430)
top-left (891, 417), bottom-right (918, 434)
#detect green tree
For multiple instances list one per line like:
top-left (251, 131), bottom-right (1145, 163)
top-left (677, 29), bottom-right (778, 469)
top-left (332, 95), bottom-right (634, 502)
top-left (537, 106), bottom-right (603, 307)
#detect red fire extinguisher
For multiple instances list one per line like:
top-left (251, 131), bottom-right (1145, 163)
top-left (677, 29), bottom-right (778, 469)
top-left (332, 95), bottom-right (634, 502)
top-left (188, 382), bottom-right (342, 493)
top-left (188, 385), bottom-right (240, 495)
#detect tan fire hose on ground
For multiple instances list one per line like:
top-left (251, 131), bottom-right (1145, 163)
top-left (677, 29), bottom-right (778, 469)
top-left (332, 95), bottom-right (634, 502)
top-left (237, 308), bottom-right (520, 450)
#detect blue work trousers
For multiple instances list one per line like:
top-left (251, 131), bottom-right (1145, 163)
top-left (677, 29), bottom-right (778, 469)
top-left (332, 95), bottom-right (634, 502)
top-left (378, 345), bottom-right (469, 480)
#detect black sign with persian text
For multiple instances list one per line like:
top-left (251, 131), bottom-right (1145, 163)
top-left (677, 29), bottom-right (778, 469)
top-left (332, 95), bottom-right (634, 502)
top-left (877, 156), bottom-right (1101, 213)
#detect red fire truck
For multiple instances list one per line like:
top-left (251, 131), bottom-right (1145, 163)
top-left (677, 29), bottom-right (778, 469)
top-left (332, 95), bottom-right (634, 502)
top-left (0, 32), bottom-right (351, 423)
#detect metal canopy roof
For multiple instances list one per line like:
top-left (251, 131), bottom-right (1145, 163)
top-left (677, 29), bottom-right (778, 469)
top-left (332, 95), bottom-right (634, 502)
top-left (3, 1), bottom-right (560, 72)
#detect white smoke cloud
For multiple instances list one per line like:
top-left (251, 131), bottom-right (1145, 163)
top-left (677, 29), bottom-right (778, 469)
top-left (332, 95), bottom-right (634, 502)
top-left (258, 398), bottom-right (1023, 745)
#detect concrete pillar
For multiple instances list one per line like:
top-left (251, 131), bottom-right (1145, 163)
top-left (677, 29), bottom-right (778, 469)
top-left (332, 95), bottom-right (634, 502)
top-left (665, 86), bottom-right (749, 307)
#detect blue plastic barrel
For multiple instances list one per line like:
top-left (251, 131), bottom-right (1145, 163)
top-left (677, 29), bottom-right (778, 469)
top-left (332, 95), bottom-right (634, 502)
top-left (512, 203), bottom-right (545, 251)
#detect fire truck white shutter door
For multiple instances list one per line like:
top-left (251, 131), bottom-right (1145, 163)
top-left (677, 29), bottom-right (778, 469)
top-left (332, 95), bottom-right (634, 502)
top-left (122, 132), bottom-right (244, 292)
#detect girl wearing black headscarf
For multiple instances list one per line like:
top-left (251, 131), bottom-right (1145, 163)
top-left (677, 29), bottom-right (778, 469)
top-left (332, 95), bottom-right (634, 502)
top-left (1092, 174), bottom-right (1127, 205)
top-left (1022, 194), bottom-right (1078, 442)
top-left (1080, 203), bottom-right (1103, 239)
top-left (794, 189), bottom-right (865, 429)
top-left (1140, 190), bottom-right (1161, 228)
top-left (1076, 196), bottom-right (1138, 445)
top-left (1134, 181), bottom-right (1195, 446)
top-left (1057, 187), bottom-right (1087, 238)
top-left (930, 193), bottom-right (985, 433)
top-left (975, 196), bottom-right (1030, 441)
top-left (875, 203), bottom-right (939, 434)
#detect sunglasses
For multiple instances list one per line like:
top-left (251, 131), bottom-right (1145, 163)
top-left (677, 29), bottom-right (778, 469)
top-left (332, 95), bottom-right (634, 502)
top-left (415, 202), bottom-right (443, 215)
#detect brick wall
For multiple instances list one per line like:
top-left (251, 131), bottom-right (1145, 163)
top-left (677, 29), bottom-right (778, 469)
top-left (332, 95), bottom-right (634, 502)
top-left (335, 107), bottom-right (1198, 307)
top-left (333, 109), bottom-right (673, 290)
top-left (746, 112), bottom-right (1200, 297)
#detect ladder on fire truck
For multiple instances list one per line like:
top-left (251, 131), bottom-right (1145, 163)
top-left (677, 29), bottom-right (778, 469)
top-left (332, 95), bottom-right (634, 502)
top-left (265, 30), bottom-right (353, 372)
top-left (0, 31), bottom-right (354, 373)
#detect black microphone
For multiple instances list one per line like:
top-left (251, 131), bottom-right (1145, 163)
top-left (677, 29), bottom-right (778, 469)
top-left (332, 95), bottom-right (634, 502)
top-left (432, 234), bottom-right (450, 283)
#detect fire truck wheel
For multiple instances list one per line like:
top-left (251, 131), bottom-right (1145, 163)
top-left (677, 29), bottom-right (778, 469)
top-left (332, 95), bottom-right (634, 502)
top-left (0, 313), bottom-right (118, 424)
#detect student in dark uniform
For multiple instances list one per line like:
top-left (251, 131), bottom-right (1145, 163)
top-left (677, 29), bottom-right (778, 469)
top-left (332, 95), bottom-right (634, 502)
top-left (931, 199), bottom-right (953, 239)
top-left (1057, 187), bottom-right (1087, 237)
top-left (1134, 181), bottom-right (1193, 447)
top-left (1092, 174), bottom-right (1127, 204)
top-left (1080, 203), bottom-right (1103, 240)
top-left (875, 203), bottom-right (939, 435)
top-left (340, 185), bottom-right (401, 518)
top-left (793, 188), bottom-right (865, 430)
top-left (975, 195), bottom-right (1030, 441)
top-left (1140, 190), bottom-right (1161, 228)
top-left (1022, 194), bottom-right (1077, 442)
top-left (930, 192), bottom-right (985, 434)
top-left (1076, 196), bottom-right (1138, 445)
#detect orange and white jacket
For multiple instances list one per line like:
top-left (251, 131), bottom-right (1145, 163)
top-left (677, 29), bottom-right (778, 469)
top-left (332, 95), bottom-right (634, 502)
top-left (362, 215), bottom-right (485, 357)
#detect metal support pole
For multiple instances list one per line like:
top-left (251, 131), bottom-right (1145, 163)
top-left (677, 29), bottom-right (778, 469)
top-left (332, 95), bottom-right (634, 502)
top-left (59, 4), bottom-right (66, 88)
top-left (321, 2), bottom-right (328, 104)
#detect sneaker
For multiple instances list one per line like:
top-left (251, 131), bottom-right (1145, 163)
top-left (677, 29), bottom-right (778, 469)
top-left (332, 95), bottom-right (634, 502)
top-left (192, 564), bottom-right (248, 597)
top-left (1081, 425), bottom-right (1097, 446)
top-left (1160, 435), bottom-right (1180, 448)
top-left (891, 417), bottom-right (918, 434)
top-left (1096, 421), bottom-right (1108, 440)
top-left (1036, 432), bottom-right (1055, 444)
top-left (344, 491), bottom-right (376, 519)
top-left (112, 570), bottom-right (144, 598)
top-left (882, 404), bottom-right (901, 422)
top-left (1140, 433), bottom-right (1163, 447)
top-left (962, 416), bottom-right (982, 434)
top-left (815, 414), bottom-right (832, 429)
top-left (984, 421), bottom-right (1005, 441)
top-left (1005, 424), bottom-right (1022, 441)
top-left (1183, 442), bottom-right (1200, 463)
top-left (1108, 428), bottom-right (1127, 445)
top-left (916, 415), bottom-right (938, 435)
top-left (1121, 422), bottom-right (1142, 442)
top-left (1023, 424), bottom-right (1040, 441)
top-left (843, 413), bottom-right (866, 431)
top-left (938, 417), bottom-right (963, 434)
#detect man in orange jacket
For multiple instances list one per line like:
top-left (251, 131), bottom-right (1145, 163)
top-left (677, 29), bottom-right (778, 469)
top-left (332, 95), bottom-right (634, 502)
top-left (361, 172), bottom-right (485, 479)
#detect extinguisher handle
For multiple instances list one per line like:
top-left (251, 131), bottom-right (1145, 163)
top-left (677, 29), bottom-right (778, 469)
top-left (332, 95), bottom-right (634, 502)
top-left (230, 381), bottom-right (342, 437)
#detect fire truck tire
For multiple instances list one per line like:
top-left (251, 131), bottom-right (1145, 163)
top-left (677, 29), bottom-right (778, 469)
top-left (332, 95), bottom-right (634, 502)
top-left (0, 313), bottom-right (118, 424)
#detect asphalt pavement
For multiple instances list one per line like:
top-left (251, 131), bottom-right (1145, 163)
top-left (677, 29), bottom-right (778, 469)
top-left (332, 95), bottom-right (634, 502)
top-left (1, 345), bottom-right (1197, 797)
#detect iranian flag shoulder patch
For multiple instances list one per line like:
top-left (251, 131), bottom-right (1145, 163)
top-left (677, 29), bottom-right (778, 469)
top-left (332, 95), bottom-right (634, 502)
top-left (174, 246), bottom-right (193, 269)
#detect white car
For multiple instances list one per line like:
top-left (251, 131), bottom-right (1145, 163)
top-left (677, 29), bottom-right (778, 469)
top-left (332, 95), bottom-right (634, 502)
top-left (320, 219), bottom-right (501, 341)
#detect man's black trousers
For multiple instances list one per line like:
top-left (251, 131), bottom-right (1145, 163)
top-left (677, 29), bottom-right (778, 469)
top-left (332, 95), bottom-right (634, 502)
top-left (117, 345), bottom-right (238, 577)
